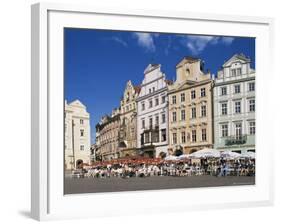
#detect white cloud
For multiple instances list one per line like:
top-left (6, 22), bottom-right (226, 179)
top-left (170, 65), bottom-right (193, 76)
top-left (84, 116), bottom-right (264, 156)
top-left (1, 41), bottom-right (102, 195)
top-left (221, 37), bottom-right (235, 45)
top-left (183, 35), bottom-right (234, 55)
top-left (132, 32), bottom-right (158, 52)
top-left (111, 36), bottom-right (128, 47)
top-left (164, 36), bottom-right (172, 56)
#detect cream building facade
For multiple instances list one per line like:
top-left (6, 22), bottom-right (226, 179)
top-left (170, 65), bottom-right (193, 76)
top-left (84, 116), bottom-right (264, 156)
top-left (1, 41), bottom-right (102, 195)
top-left (119, 80), bottom-right (140, 157)
top-left (64, 100), bottom-right (91, 170)
top-left (213, 54), bottom-right (255, 154)
top-left (136, 64), bottom-right (171, 158)
top-left (168, 57), bottom-right (213, 155)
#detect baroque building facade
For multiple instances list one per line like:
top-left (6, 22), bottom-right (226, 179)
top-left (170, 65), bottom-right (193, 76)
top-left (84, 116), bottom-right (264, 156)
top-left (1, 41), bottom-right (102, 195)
top-left (64, 100), bottom-right (91, 170)
top-left (119, 80), bottom-right (140, 157)
top-left (136, 64), bottom-right (172, 158)
top-left (168, 57), bottom-right (214, 155)
top-left (95, 108), bottom-right (121, 161)
top-left (213, 54), bottom-right (255, 154)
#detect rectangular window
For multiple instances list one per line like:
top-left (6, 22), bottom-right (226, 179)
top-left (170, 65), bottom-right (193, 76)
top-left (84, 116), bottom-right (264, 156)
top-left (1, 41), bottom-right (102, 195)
top-left (249, 99), bottom-right (255, 112)
top-left (237, 68), bottom-right (242, 75)
top-left (172, 95), bottom-right (177, 104)
top-left (155, 115), bottom-right (159, 126)
top-left (181, 110), bottom-right (186, 121)
top-left (152, 131), bottom-right (159, 143)
top-left (249, 121), bottom-right (255, 135)
top-left (191, 107), bottom-right (196, 119)
top-left (221, 124), bottom-right (228, 137)
top-left (161, 113), bottom-right (166, 124)
top-left (201, 105), bottom-right (206, 117)
top-left (172, 133), bottom-right (177, 145)
top-left (161, 129), bottom-right (167, 142)
top-left (235, 101), bottom-right (241, 114)
top-left (155, 98), bottom-right (159, 106)
top-left (142, 119), bottom-right (145, 129)
top-left (231, 69), bottom-right (236, 76)
top-left (221, 103), bottom-right (227, 115)
top-left (149, 99), bottom-right (153, 108)
top-left (145, 132), bottom-right (150, 143)
top-left (172, 111), bottom-right (177, 122)
top-left (191, 90), bottom-right (196, 99)
top-left (192, 130), bottom-right (197, 142)
top-left (80, 145), bottom-right (84, 151)
top-left (141, 102), bottom-right (145, 111)
top-left (80, 119), bottom-right (84, 124)
top-left (149, 117), bottom-right (153, 128)
top-left (202, 129), bottom-right (207, 141)
top-left (161, 96), bottom-right (166, 104)
top-left (201, 88), bottom-right (206, 97)
top-left (249, 82), bottom-right (255, 92)
top-left (221, 87), bottom-right (227, 96)
top-left (181, 132), bottom-right (186, 144)
top-left (80, 129), bottom-right (84, 137)
top-left (235, 123), bottom-right (242, 139)
top-left (234, 84), bottom-right (240, 94)
top-left (180, 93), bottom-right (185, 102)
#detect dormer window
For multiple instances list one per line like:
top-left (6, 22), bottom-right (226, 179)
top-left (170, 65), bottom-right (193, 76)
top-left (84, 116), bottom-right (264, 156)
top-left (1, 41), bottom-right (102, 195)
top-left (231, 69), bottom-right (236, 76)
top-left (237, 68), bottom-right (242, 75)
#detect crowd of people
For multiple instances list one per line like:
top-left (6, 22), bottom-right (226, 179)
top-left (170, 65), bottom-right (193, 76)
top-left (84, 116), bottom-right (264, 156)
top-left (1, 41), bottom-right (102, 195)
top-left (74, 157), bottom-right (255, 179)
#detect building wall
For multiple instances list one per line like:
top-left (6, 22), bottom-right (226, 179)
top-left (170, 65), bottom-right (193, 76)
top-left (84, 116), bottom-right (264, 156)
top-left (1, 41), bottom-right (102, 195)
top-left (214, 54), bottom-right (256, 154)
top-left (136, 64), bottom-right (170, 157)
top-left (96, 112), bottom-right (121, 161)
top-left (168, 57), bottom-right (213, 154)
top-left (64, 100), bottom-right (91, 170)
top-left (119, 80), bottom-right (139, 157)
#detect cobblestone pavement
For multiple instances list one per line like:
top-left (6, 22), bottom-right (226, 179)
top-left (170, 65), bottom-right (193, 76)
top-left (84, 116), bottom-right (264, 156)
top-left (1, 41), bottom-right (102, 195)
top-left (64, 175), bottom-right (255, 194)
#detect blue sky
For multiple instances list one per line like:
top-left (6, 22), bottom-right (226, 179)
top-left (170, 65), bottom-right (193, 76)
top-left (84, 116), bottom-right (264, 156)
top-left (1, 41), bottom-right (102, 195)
top-left (64, 28), bottom-right (255, 143)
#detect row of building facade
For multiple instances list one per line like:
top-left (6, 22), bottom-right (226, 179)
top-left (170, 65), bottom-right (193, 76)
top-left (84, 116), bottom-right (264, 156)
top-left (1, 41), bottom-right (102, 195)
top-left (92, 53), bottom-right (255, 161)
top-left (63, 53), bottom-right (256, 169)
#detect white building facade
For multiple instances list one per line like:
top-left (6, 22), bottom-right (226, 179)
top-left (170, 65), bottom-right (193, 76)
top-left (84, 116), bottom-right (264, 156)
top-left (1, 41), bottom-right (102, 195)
top-left (136, 64), bottom-right (171, 158)
top-left (65, 100), bottom-right (91, 170)
top-left (213, 54), bottom-right (255, 154)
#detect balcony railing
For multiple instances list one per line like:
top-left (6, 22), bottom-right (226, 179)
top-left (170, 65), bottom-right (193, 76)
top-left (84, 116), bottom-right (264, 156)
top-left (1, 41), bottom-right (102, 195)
top-left (225, 135), bottom-right (247, 145)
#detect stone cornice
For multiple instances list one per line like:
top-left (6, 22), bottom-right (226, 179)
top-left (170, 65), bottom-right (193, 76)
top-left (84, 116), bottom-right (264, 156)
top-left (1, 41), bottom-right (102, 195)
top-left (136, 87), bottom-right (167, 102)
top-left (215, 76), bottom-right (255, 87)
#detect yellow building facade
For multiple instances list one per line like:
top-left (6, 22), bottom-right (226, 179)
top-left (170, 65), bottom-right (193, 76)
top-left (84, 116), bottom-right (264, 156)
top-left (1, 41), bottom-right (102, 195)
top-left (168, 57), bottom-right (214, 155)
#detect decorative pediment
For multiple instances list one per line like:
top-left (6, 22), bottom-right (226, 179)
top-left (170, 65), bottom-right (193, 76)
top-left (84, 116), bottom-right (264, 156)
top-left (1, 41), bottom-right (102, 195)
top-left (69, 99), bottom-right (86, 108)
top-left (223, 54), bottom-right (250, 67)
top-left (176, 80), bottom-right (197, 91)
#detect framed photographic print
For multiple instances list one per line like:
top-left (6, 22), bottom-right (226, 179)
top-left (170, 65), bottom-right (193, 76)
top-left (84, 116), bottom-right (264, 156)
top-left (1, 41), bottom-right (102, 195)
top-left (31, 2), bottom-right (274, 221)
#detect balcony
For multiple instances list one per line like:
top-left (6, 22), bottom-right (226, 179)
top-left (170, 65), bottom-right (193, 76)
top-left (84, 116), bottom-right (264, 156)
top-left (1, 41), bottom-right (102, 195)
top-left (225, 135), bottom-right (247, 145)
top-left (215, 134), bottom-right (255, 149)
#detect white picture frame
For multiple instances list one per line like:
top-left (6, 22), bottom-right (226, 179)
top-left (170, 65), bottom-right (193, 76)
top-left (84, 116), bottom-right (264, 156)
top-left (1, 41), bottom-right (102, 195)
top-left (31, 2), bottom-right (274, 221)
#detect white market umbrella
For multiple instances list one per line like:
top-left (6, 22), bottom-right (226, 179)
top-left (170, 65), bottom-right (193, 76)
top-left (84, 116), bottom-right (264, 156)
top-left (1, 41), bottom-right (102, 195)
top-left (164, 155), bottom-right (178, 161)
top-left (241, 151), bottom-right (255, 159)
top-left (178, 154), bottom-right (190, 160)
top-left (220, 151), bottom-right (241, 159)
top-left (189, 148), bottom-right (220, 159)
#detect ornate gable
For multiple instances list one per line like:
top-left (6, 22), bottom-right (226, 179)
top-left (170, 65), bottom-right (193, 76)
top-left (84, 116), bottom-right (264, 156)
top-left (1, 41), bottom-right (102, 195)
top-left (223, 54), bottom-right (250, 67)
top-left (144, 63), bottom-right (160, 74)
top-left (69, 99), bottom-right (85, 108)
